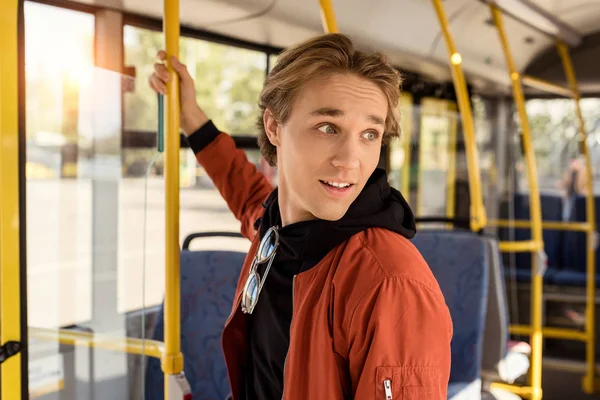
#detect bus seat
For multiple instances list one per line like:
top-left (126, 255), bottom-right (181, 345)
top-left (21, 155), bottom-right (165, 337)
top-left (558, 195), bottom-right (600, 288)
top-left (145, 248), bottom-right (246, 400)
top-left (551, 269), bottom-right (600, 288)
top-left (503, 266), bottom-right (557, 285)
top-left (412, 230), bottom-right (490, 400)
top-left (481, 238), bottom-right (529, 384)
top-left (499, 193), bottom-right (564, 284)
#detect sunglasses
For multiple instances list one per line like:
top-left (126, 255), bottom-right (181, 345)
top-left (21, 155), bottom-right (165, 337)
top-left (241, 226), bottom-right (280, 314)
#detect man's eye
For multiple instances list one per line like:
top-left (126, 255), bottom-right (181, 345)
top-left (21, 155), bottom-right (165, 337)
top-left (318, 124), bottom-right (336, 134)
top-left (362, 131), bottom-right (379, 141)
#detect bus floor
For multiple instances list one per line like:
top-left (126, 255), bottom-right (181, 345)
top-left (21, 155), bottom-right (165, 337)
top-left (540, 364), bottom-right (598, 400)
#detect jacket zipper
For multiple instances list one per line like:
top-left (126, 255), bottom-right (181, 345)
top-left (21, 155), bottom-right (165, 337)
top-left (383, 379), bottom-right (393, 399)
top-left (281, 275), bottom-right (296, 400)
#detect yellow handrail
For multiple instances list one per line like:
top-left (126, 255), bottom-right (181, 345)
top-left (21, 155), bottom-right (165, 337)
top-left (522, 75), bottom-right (575, 98)
top-left (490, 5), bottom-right (544, 400)
top-left (490, 382), bottom-right (534, 398)
top-left (499, 240), bottom-right (542, 253)
top-left (318, 0), bottom-right (339, 33)
top-left (163, 0), bottom-right (184, 396)
top-left (401, 93), bottom-right (413, 202)
top-left (556, 41), bottom-right (599, 393)
top-left (29, 327), bottom-right (164, 359)
top-left (509, 325), bottom-right (588, 342)
top-left (446, 101), bottom-right (458, 226)
top-left (0, 0), bottom-right (23, 398)
top-left (489, 219), bottom-right (591, 232)
top-left (430, 0), bottom-right (487, 232)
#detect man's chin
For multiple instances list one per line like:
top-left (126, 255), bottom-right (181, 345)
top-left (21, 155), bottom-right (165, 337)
top-left (311, 205), bottom-right (350, 222)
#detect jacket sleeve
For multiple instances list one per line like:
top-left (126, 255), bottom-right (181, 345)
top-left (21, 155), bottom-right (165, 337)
top-left (189, 120), bottom-right (273, 240)
top-left (347, 277), bottom-right (453, 400)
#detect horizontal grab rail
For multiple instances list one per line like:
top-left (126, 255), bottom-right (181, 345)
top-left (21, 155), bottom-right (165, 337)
top-left (29, 327), bottom-right (164, 359)
top-left (488, 219), bottom-right (592, 232)
top-left (522, 75), bottom-right (575, 98)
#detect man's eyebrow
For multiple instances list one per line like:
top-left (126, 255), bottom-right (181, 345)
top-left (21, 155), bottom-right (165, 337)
top-left (367, 115), bottom-right (385, 126)
top-left (310, 107), bottom-right (345, 118)
top-left (310, 107), bottom-right (385, 126)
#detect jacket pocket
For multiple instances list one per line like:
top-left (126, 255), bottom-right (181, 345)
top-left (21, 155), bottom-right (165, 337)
top-left (376, 367), bottom-right (441, 400)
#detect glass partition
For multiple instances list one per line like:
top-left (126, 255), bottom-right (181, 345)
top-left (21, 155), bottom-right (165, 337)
top-left (25, 3), bottom-right (161, 399)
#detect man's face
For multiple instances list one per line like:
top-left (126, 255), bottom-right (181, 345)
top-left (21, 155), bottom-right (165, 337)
top-left (265, 72), bottom-right (387, 224)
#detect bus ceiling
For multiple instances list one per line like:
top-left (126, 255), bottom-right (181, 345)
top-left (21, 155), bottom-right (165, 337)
top-left (40, 0), bottom-right (600, 98)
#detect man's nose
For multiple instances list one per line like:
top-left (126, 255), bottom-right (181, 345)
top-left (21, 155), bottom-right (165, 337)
top-left (331, 137), bottom-right (360, 170)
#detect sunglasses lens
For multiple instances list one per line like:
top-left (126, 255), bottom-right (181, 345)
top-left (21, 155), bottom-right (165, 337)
top-left (242, 226), bottom-right (279, 313)
top-left (257, 227), bottom-right (279, 262)
top-left (242, 272), bottom-right (259, 312)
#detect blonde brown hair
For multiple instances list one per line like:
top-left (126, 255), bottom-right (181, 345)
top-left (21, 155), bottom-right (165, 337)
top-left (257, 33), bottom-right (403, 166)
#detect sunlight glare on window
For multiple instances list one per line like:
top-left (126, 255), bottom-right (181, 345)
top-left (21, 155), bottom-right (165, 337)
top-left (25, 2), bottom-right (94, 88)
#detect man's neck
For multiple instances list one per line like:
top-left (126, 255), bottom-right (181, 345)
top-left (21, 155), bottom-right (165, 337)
top-left (277, 178), bottom-right (315, 227)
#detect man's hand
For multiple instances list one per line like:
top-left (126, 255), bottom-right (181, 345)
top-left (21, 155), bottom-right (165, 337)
top-left (148, 50), bottom-right (208, 136)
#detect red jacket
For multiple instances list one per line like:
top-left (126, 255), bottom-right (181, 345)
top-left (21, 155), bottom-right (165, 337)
top-left (195, 131), bottom-right (453, 399)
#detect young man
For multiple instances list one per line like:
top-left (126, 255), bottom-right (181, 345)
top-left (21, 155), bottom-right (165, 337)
top-left (149, 33), bottom-right (452, 400)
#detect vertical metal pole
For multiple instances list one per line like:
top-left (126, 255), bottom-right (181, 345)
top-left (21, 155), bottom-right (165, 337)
top-left (0, 0), bottom-right (23, 398)
top-left (556, 41), bottom-right (599, 394)
top-left (318, 0), bottom-right (339, 33)
top-left (430, 0), bottom-right (487, 232)
top-left (490, 5), bottom-right (544, 400)
top-left (163, 0), bottom-right (184, 397)
top-left (446, 101), bottom-right (458, 225)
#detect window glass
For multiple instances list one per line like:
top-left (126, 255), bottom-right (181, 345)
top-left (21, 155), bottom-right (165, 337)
top-left (525, 98), bottom-right (600, 193)
top-left (123, 25), bottom-right (267, 135)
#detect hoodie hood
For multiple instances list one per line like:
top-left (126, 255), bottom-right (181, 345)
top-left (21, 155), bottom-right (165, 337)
top-left (255, 168), bottom-right (416, 263)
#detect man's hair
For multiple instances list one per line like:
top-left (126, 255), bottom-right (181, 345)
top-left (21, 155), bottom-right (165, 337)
top-left (256, 33), bottom-right (403, 166)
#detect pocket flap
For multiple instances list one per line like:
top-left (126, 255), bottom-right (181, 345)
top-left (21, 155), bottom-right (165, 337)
top-left (375, 366), bottom-right (442, 399)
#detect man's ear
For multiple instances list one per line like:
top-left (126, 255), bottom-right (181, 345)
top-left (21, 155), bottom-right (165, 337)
top-left (263, 108), bottom-right (281, 146)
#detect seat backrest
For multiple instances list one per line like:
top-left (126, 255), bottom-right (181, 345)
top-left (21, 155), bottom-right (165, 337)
top-left (411, 230), bottom-right (489, 385)
top-left (498, 193), bottom-right (564, 271)
top-left (145, 249), bottom-right (246, 400)
top-left (481, 237), bottom-right (510, 373)
top-left (563, 195), bottom-right (598, 274)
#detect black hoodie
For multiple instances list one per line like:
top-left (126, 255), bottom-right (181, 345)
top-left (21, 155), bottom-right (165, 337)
top-left (244, 167), bottom-right (416, 400)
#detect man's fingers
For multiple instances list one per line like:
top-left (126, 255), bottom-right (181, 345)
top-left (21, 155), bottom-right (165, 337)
top-left (156, 50), bottom-right (167, 61)
top-left (148, 74), bottom-right (167, 95)
top-left (154, 62), bottom-right (170, 82)
top-left (170, 56), bottom-right (192, 83)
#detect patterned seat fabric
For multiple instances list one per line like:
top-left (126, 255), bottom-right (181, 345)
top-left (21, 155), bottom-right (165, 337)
top-left (498, 193), bottom-right (564, 284)
top-left (412, 229), bottom-right (490, 399)
top-left (145, 250), bottom-right (246, 400)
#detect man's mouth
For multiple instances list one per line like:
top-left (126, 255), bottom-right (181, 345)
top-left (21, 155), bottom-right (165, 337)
top-left (319, 180), bottom-right (355, 197)
top-left (320, 180), bottom-right (352, 189)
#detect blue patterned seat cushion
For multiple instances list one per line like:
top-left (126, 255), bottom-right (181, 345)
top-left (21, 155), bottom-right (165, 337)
top-left (498, 193), bottom-right (564, 272)
top-left (552, 269), bottom-right (600, 287)
top-left (563, 195), bottom-right (599, 279)
top-left (145, 250), bottom-right (246, 400)
top-left (411, 230), bottom-right (489, 385)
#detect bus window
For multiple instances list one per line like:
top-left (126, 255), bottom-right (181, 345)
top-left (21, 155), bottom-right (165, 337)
top-left (25, 3), bottom-right (166, 399)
